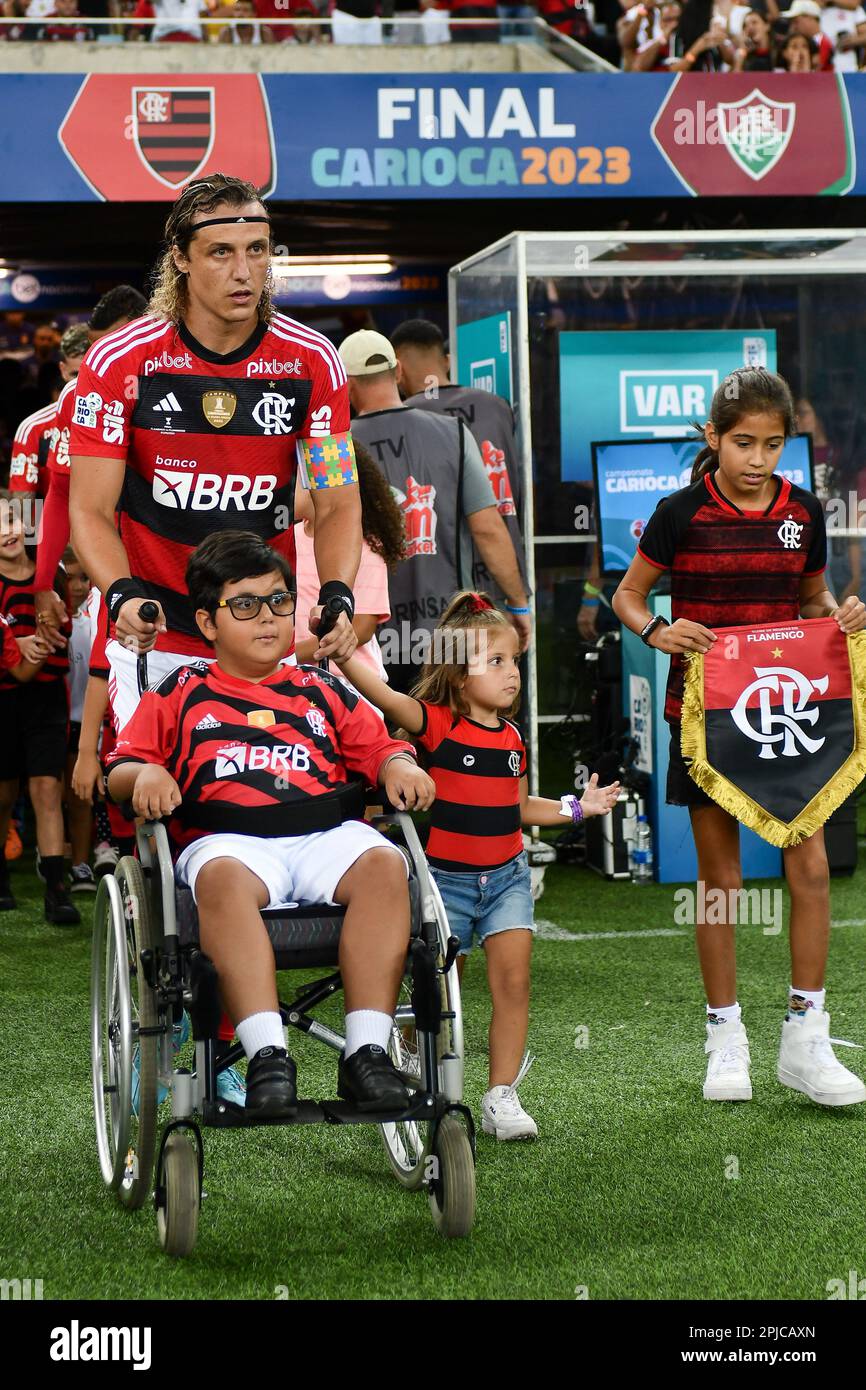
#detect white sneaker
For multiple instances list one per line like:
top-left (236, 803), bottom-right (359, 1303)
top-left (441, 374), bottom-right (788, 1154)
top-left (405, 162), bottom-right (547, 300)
top-left (703, 1019), bottom-right (752, 1101)
top-left (93, 842), bottom-right (119, 879)
top-left (481, 1052), bottom-right (538, 1141)
top-left (777, 1009), bottom-right (866, 1107)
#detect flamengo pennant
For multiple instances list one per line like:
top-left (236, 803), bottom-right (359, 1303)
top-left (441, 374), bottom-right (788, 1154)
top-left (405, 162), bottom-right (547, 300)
top-left (681, 617), bottom-right (866, 846)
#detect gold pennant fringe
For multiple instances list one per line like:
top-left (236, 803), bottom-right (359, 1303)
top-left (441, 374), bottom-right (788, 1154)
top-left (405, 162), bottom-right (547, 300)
top-left (680, 631), bottom-right (866, 848)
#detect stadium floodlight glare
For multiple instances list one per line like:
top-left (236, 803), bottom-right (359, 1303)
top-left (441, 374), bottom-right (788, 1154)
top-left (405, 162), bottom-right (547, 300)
top-left (270, 256), bottom-right (395, 278)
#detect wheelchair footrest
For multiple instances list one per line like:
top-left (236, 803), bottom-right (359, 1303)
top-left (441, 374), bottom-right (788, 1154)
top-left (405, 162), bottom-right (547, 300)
top-left (202, 1092), bottom-right (444, 1129)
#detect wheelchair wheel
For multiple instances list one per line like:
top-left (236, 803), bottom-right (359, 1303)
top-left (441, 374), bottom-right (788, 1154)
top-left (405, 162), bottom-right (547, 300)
top-left (380, 984), bottom-right (432, 1191)
top-left (156, 1133), bottom-right (199, 1258)
top-left (428, 1115), bottom-right (475, 1238)
top-left (115, 857), bottom-right (160, 1211)
top-left (91, 859), bottom-right (159, 1208)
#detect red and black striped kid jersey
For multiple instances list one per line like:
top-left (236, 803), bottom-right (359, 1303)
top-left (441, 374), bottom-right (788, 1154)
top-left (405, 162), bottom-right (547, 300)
top-left (416, 701), bottom-right (525, 871)
top-left (68, 313), bottom-right (354, 659)
top-left (0, 570), bottom-right (69, 690)
top-left (9, 401), bottom-right (57, 498)
top-left (0, 614), bottom-right (20, 674)
top-left (106, 662), bottom-right (413, 852)
top-left (638, 469), bottom-right (826, 722)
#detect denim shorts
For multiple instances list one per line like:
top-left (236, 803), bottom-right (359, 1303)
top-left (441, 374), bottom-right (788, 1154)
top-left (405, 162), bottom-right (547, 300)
top-left (430, 852), bottom-right (535, 956)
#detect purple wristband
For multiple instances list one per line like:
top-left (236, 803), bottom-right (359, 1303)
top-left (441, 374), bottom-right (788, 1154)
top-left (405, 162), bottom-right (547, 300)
top-left (571, 796), bottom-right (584, 824)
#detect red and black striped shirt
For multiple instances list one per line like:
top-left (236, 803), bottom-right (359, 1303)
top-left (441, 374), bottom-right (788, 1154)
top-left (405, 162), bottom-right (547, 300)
top-left (0, 568), bottom-right (69, 691)
top-left (638, 469), bottom-right (826, 721)
top-left (416, 700), bottom-right (525, 871)
top-left (106, 662), bottom-right (413, 852)
top-left (0, 614), bottom-right (21, 675)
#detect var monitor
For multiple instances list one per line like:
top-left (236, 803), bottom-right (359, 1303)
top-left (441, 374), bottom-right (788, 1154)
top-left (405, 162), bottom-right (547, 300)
top-left (591, 435), bottom-right (815, 577)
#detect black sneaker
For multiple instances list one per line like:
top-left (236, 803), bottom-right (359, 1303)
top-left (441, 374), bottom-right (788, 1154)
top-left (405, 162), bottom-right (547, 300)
top-left (44, 883), bottom-right (81, 927)
top-left (338, 1043), bottom-right (411, 1111)
top-left (245, 1046), bottom-right (297, 1117)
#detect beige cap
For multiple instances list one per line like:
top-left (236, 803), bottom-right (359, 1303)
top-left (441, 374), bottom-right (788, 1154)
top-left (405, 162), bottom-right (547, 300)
top-left (338, 329), bottom-right (397, 376)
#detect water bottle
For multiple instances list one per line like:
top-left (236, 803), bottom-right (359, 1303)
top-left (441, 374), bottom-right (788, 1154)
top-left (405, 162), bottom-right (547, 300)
top-left (631, 814), bottom-right (653, 885)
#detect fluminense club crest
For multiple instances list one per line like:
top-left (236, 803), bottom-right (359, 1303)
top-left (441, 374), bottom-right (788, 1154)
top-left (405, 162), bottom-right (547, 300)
top-left (717, 88), bottom-right (795, 182)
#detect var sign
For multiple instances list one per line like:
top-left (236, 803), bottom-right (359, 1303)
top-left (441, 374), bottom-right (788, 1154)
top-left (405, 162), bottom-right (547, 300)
top-left (620, 370), bottom-right (718, 436)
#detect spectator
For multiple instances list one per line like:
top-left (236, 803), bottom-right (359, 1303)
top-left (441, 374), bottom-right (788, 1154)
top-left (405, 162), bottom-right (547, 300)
top-left (449, 0), bottom-right (500, 41)
top-left (0, 1), bottom-right (30, 41)
top-left (330, 0), bottom-right (383, 43)
top-left (497, 0), bottom-right (534, 38)
top-left (634, 0), bottom-right (736, 65)
top-left (776, 18), bottom-right (818, 56)
top-left (88, 284), bottom-right (147, 341)
top-left (537, 0), bottom-right (621, 62)
top-left (218, 0), bottom-right (275, 39)
top-left (132, 0), bottom-right (205, 40)
top-left (392, 317), bottom-right (529, 611)
top-left (339, 329), bottom-right (530, 693)
top-left (37, 0), bottom-right (96, 38)
top-left (819, 0), bottom-right (866, 71)
top-left (252, 0), bottom-right (318, 39)
top-left (781, 0), bottom-right (834, 64)
top-left (732, 5), bottom-right (775, 62)
top-left (0, 312), bottom-right (35, 357)
top-left (618, 0), bottom-right (663, 67)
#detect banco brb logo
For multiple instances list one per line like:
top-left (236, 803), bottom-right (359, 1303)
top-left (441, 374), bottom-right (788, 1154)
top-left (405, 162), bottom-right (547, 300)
top-left (731, 666), bottom-right (828, 759)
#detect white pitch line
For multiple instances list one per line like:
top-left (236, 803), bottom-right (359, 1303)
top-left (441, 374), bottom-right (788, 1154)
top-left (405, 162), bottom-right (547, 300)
top-left (831, 919), bottom-right (866, 928)
top-left (534, 921), bottom-right (688, 942)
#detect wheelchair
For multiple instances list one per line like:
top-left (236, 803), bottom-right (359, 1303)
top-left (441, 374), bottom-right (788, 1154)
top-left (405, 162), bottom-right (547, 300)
top-left (90, 809), bottom-right (474, 1257)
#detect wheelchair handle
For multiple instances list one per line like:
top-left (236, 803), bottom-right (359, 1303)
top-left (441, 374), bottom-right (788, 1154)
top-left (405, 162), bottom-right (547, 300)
top-left (137, 600), bottom-right (160, 695)
top-left (317, 594), bottom-right (347, 672)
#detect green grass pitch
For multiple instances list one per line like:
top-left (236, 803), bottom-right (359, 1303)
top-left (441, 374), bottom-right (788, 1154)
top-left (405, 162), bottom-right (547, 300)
top-left (2, 854), bottom-right (865, 1301)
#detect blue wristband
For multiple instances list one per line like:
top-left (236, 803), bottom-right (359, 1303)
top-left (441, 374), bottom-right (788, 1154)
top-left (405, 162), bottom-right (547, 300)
top-left (581, 598), bottom-right (600, 609)
top-left (507, 604), bottom-right (531, 615)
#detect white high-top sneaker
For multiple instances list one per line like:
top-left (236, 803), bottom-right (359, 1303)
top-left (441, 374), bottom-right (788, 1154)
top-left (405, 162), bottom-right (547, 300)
top-left (703, 1019), bottom-right (752, 1101)
top-left (482, 1052), bottom-right (537, 1141)
top-left (777, 1010), bottom-right (866, 1107)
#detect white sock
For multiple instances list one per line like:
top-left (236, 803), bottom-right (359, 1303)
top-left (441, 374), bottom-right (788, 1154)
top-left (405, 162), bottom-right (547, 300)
top-left (344, 1009), bottom-right (393, 1059)
top-left (788, 987), bottom-right (825, 1019)
top-left (237, 1011), bottom-right (285, 1059)
top-left (707, 1002), bottom-right (741, 1027)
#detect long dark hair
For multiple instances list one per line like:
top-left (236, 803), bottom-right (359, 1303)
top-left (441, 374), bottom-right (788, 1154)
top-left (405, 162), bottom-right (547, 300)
top-left (355, 442), bottom-right (406, 571)
top-left (690, 368), bottom-right (796, 483)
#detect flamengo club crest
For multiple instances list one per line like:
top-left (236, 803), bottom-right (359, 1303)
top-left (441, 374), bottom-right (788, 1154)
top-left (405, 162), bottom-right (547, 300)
top-left (202, 391), bottom-right (237, 429)
top-left (731, 666), bottom-right (827, 759)
top-left (132, 87), bottom-right (215, 189)
top-left (717, 89), bottom-right (795, 181)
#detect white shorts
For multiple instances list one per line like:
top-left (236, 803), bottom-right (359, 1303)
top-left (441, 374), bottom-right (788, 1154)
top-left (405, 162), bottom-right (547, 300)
top-left (175, 821), bottom-right (406, 908)
top-left (106, 638), bottom-right (214, 734)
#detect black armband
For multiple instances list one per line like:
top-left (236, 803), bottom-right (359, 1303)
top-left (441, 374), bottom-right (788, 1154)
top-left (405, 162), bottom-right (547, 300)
top-left (107, 578), bottom-right (147, 624)
top-left (318, 579), bottom-right (355, 621)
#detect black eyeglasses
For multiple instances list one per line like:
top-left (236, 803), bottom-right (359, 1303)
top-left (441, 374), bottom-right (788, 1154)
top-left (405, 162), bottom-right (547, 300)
top-left (216, 591), bottom-right (296, 621)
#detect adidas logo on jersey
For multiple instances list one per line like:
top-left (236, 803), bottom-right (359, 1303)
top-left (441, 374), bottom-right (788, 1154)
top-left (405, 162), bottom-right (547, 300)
top-left (153, 393), bottom-right (182, 413)
top-left (195, 714), bottom-right (222, 731)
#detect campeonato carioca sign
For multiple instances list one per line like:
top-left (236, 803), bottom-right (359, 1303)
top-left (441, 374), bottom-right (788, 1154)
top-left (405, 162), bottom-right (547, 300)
top-left (0, 71), bottom-right (861, 200)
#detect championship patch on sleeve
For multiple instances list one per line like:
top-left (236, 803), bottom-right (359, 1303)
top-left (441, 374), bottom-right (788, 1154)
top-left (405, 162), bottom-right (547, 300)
top-left (297, 432), bottom-right (358, 491)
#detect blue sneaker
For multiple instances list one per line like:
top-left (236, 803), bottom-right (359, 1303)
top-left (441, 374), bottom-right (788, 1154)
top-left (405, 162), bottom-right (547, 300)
top-left (217, 1065), bottom-right (247, 1107)
top-left (131, 1012), bottom-right (190, 1116)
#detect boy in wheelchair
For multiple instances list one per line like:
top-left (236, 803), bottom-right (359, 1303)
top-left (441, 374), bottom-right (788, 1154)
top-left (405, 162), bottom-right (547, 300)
top-left (106, 531), bottom-right (435, 1119)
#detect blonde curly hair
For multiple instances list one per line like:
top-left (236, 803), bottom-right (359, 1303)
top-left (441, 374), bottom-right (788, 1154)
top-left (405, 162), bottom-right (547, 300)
top-left (148, 173), bottom-right (274, 325)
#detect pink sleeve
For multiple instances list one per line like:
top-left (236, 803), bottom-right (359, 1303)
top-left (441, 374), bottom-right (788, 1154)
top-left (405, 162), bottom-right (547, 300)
top-left (352, 542), bottom-right (390, 621)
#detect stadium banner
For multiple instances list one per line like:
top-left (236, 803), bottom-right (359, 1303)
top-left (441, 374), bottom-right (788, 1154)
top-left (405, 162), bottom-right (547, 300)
top-left (681, 618), bottom-right (866, 847)
top-left (560, 330), bottom-right (777, 484)
top-left (454, 312), bottom-right (513, 404)
top-left (0, 72), bottom-right (864, 201)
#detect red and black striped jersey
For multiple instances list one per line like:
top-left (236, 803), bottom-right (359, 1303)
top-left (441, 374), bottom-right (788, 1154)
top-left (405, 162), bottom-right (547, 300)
top-left (638, 469), bottom-right (826, 722)
top-left (0, 614), bottom-right (21, 674)
top-left (68, 313), bottom-right (353, 659)
top-left (415, 700), bottom-right (525, 870)
top-left (106, 661), bottom-right (413, 852)
top-left (45, 378), bottom-right (75, 479)
top-left (0, 569), bottom-right (69, 689)
top-left (8, 401), bottom-right (57, 498)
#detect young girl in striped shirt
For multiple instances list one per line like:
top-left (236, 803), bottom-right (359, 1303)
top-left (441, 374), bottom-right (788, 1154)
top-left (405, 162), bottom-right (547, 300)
top-left (336, 589), bottom-right (619, 1140)
top-left (613, 368), bottom-right (866, 1108)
